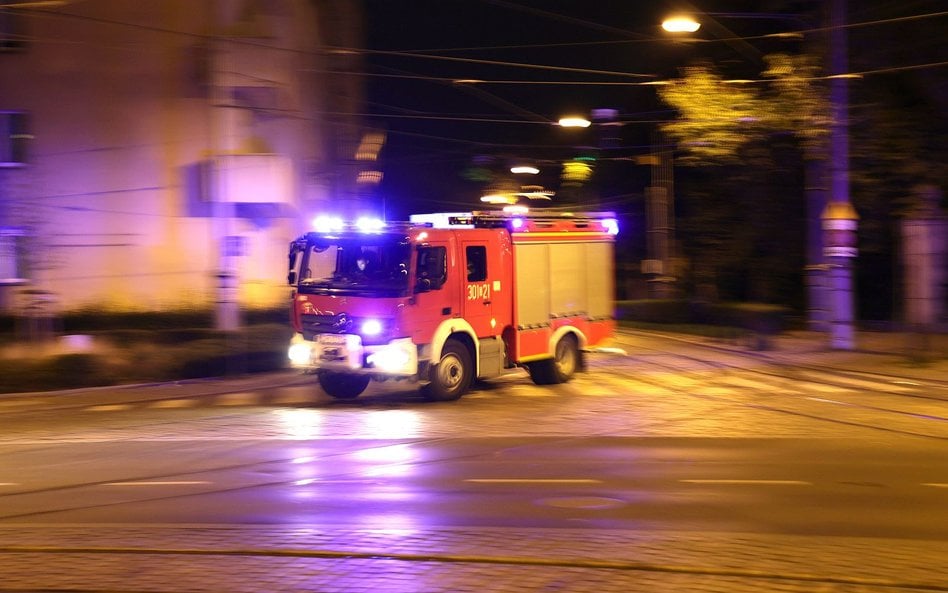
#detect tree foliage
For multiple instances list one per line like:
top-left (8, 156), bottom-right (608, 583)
top-left (657, 66), bottom-right (763, 165)
top-left (658, 54), bottom-right (829, 165)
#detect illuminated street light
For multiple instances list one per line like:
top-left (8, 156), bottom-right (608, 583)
top-left (662, 16), bottom-right (701, 33)
top-left (557, 116), bottom-right (591, 128)
top-left (510, 165), bottom-right (539, 175)
top-left (480, 194), bottom-right (515, 205)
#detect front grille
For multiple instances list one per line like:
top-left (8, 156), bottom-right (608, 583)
top-left (301, 313), bottom-right (352, 335)
top-left (301, 313), bottom-right (395, 345)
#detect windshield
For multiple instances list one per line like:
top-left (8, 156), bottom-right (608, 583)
top-left (297, 234), bottom-right (411, 297)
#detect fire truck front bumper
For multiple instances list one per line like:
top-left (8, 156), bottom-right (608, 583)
top-left (288, 333), bottom-right (418, 377)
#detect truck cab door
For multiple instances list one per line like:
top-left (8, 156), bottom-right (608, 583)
top-left (411, 243), bottom-right (454, 345)
top-left (461, 242), bottom-right (498, 338)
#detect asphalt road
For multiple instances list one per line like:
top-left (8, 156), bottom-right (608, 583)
top-left (2, 435), bottom-right (945, 541)
top-left (1, 330), bottom-right (946, 592)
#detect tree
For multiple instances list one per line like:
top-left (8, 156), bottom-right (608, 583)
top-left (655, 55), bottom-right (828, 306)
top-left (656, 3), bottom-right (946, 321)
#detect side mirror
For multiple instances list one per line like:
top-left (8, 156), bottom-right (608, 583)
top-left (415, 277), bottom-right (432, 293)
top-left (287, 271), bottom-right (297, 285)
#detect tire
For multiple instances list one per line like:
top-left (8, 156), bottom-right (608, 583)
top-left (425, 338), bottom-right (472, 401)
top-left (318, 371), bottom-right (370, 399)
top-left (528, 334), bottom-right (579, 385)
top-left (527, 360), bottom-right (555, 385)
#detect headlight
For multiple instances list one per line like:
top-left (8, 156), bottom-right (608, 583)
top-left (368, 348), bottom-right (410, 372)
top-left (288, 342), bottom-right (313, 365)
top-left (366, 338), bottom-right (417, 374)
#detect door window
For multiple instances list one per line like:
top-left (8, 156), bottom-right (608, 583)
top-left (417, 246), bottom-right (446, 290)
top-left (466, 245), bottom-right (487, 282)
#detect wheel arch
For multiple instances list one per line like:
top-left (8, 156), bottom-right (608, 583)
top-left (430, 318), bottom-right (478, 370)
top-left (549, 325), bottom-right (586, 354)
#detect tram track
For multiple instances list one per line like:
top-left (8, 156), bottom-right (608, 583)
top-left (600, 332), bottom-right (948, 439)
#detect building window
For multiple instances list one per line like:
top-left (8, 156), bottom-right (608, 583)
top-left (0, 111), bottom-right (30, 166)
top-left (0, 227), bottom-right (27, 285)
top-left (0, 2), bottom-right (28, 52)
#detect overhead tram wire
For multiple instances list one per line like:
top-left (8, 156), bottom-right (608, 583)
top-left (476, 0), bottom-right (655, 41)
top-left (10, 6), bottom-right (944, 155)
top-left (363, 49), bottom-right (655, 81)
top-left (369, 63), bottom-right (552, 123)
top-left (340, 59), bottom-right (948, 86)
top-left (7, 7), bottom-right (945, 82)
top-left (6, 4), bottom-right (945, 61)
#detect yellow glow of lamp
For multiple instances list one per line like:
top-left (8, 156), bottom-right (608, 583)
top-left (558, 117), bottom-right (591, 128)
top-left (480, 194), bottom-right (517, 205)
top-left (562, 160), bottom-right (592, 183)
top-left (662, 16), bottom-right (701, 33)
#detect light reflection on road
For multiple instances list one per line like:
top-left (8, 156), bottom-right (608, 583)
top-left (354, 443), bottom-right (419, 474)
top-left (274, 408), bottom-right (423, 439)
top-left (274, 409), bottom-right (324, 439)
top-left (361, 410), bottom-right (422, 439)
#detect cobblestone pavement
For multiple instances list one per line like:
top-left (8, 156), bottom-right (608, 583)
top-left (1, 329), bottom-right (946, 592)
top-left (2, 524), bottom-right (946, 592)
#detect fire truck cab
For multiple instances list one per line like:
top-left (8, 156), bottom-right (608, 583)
top-left (287, 209), bottom-right (617, 400)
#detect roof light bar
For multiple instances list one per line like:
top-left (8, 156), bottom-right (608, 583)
top-left (312, 215), bottom-right (344, 234)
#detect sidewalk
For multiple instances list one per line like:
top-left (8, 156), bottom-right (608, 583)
top-left (660, 328), bottom-right (948, 383)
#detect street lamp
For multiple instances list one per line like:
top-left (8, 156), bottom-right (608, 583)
top-left (661, 16), bottom-right (701, 33)
top-left (480, 162), bottom-right (552, 206)
top-left (557, 116), bottom-right (591, 128)
top-left (556, 110), bottom-right (611, 212)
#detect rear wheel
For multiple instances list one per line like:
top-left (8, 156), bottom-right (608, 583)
top-left (528, 333), bottom-right (580, 385)
top-left (318, 371), bottom-right (370, 399)
top-left (551, 333), bottom-right (580, 381)
top-left (425, 338), bottom-right (472, 401)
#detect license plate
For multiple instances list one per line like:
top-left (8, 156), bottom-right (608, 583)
top-left (319, 334), bottom-right (347, 346)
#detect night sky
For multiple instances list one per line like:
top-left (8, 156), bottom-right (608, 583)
top-left (360, 0), bottom-right (946, 219)
top-left (361, 0), bottom-right (687, 218)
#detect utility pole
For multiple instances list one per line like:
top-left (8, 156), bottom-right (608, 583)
top-left (643, 130), bottom-right (675, 299)
top-left (211, 4), bottom-right (239, 332)
top-left (822, 0), bottom-right (858, 350)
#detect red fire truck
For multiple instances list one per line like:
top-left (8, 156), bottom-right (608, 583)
top-left (286, 209), bottom-right (618, 400)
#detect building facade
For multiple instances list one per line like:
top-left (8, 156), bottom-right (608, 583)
top-left (0, 0), bottom-right (374, 319)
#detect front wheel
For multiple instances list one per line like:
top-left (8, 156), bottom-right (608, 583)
top-left (425, 338), bottom-right (472, 401)
top-left (318, 371), bottom-right (370, 399)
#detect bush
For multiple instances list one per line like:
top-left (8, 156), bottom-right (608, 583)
top-left (153, 328), bottom-right (230, 344)
top-left (0, 318), bottom-right (294, 393)
top-left (61, 310), bottom-right (215, 332)
top-left (615, 300), bottom-right (692, 325)
top-left (0, 353), bottom-right (114, 393)
top-left (0, 314), bottom-right (14, 333)
top-left (41, 353), bottom-right (112, 388)
top-left (56, 307), bottom-right (287, 332)
top-left (244, 308), bottom-right (289, 325)
top-left (615, 299), bottom-right (790, 336)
